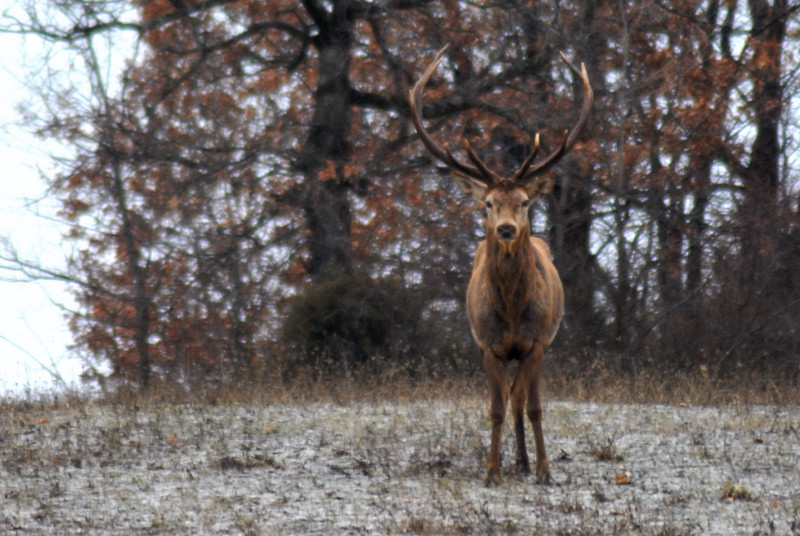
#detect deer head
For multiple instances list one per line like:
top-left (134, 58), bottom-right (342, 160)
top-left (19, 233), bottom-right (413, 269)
top-left (409, 46), bottom-right (593, 250)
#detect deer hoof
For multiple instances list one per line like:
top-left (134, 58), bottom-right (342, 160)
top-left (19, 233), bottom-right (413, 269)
top-left (484, 470), bottom-right (502, 487)
top-left (535, 458), bottom-right (552, 484)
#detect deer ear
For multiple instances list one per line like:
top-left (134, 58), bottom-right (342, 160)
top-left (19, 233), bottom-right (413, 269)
top-left (524, 174), bottom-right (556, 200)
top-left (452, 171), bottom-right (488, 201)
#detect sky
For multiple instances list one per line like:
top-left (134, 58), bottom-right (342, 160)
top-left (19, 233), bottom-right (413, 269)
top-left (0, 9), bottom-right (86, 396)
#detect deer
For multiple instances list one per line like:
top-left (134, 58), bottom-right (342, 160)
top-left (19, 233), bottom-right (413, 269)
top-left (409, 46), bottom-right (592, 486)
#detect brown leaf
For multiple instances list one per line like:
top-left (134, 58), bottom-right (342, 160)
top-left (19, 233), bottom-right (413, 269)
top-left (615, 471), bottom-right (632, 485)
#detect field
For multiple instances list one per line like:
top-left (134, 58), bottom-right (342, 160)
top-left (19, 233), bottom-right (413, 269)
top-left (1, 381), bottom-right (799, 535)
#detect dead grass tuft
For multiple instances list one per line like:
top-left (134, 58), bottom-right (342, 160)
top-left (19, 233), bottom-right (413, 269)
top-left (216, 453), bottom-right (283, 471)
top-left (590, 436), bottom-right (624, 463)
top-left (721, 481), bottom-right (755, 502)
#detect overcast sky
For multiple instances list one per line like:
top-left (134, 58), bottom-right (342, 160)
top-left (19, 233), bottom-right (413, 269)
top-left (0, 10), bottom-right (85, 396)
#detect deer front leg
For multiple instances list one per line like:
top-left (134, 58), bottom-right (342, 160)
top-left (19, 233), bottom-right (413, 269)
top-left (483, 351), bottom-right (509, 486)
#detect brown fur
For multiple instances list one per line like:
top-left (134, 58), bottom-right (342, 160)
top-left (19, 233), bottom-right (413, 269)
top-left (465, 181), bottom-right (564, 486)
top-left (408, 47), bottom-right (590, 485)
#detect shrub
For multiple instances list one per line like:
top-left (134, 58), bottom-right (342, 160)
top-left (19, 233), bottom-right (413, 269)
top-left (282, 272), bottom-right (419, 368)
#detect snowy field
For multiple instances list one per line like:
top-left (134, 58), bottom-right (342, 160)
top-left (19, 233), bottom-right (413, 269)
top-left (1, 397), bottom-right (799, 535)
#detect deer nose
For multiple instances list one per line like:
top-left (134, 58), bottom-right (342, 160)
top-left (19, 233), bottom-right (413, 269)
top-left (497, 225), bottom-right (516, 240)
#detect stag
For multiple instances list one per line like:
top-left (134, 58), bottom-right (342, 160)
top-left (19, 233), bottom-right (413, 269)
top-left (409, 47), bottom-right (592, 485)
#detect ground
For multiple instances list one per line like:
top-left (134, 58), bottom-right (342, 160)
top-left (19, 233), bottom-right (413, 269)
top-left (1, 396), bottom-right (799, 535)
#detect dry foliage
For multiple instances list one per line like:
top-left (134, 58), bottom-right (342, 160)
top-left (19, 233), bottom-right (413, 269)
top-left (6, 0), bottom-right (799, 390)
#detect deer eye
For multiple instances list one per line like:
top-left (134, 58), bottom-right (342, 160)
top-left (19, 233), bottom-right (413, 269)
top-left (485, 201), bottom-right (493, 209)
top-left (521, 200), bottom-right (530, 208)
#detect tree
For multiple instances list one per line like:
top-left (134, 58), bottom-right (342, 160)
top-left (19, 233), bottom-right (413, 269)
top-left (5, 0), bottom-right (799, 388)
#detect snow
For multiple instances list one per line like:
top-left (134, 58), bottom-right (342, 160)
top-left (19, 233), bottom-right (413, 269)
top-left (1, 398), bottom-right (798, 534)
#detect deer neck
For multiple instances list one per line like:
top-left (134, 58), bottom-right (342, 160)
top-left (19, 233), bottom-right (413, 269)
top-left (486, 227), bottom-right (536, 325)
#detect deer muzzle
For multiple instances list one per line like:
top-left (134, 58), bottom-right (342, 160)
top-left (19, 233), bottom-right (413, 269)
top-left (496, 224), bottom-right (517, 242)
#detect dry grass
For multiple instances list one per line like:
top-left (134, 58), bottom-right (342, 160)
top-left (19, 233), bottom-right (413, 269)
top-left (2, 358), bottom-right (797, 428)
top-left (35, 356), bottom-right (795, 410)
top-left (544, 352), bottom-right (800, 407)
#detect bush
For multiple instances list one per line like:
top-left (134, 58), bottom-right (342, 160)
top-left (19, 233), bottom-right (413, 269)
top-left (282, 272), bottom-right (419, 368)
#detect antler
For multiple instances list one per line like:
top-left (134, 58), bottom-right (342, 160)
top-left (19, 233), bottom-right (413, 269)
top-left (410, 46), bottom-right (593, 187)
top-left (512, 52), bottom-right (593, 185)
top-left (409, 46), bottom-right (501, 185)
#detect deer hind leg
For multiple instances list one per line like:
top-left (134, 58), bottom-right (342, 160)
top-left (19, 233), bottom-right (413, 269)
top-left (510, 363), bottom-right (531, 475)
top-left (483, 351), bottom-right (509, 486)
top-left (526, 343), bottom-right (552, 484)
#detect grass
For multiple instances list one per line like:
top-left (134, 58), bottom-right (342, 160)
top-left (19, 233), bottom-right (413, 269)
top-left (7, 354), bottom-right (794, 412)
top-left (1, 361), bottom-right (799, 535)
top-left (590, 436), bottom-right (624, 463)
top-left (721, 481), bottom-right (755, 502)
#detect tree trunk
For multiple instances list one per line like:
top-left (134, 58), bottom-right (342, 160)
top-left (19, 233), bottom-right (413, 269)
top-left (656, 189), bottom-right (683, 310)
top-left (108, 157), bottom-right (151, 389)
top-left (549, 0), bottom-right (605, 350)
top-left (686, 162), bottom-right (710, 294)
top-left (740, 0), bottom-right (786, 281)
top-left (298, 0), bottom-right (355, 280)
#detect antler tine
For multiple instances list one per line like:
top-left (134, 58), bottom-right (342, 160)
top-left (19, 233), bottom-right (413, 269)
top-left (515, 130), bottom-right (568, 184)
top-left (560, 52), bottom-right (594, 151)
top-left (514, 52), bottom-right (593, 185)
top-left (508, 133), bottom-right (541, 183)
top-left (409, 46), bottom-right (496, 184)
top-left (464, 140), bottom-right (502, 183)
top-left (443, 143), bottom-right (477, 177)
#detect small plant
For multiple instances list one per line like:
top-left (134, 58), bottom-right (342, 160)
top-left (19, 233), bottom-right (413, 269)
top-left (698, 446), bottom-right (713, 459)
top-left (592, 485), bottom-right (608, 503)
top-left (591, 436), bottom-right (624, 463)
top-left (721, 481), bottom-right (754, 501)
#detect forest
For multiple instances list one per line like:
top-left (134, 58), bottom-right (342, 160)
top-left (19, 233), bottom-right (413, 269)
top-left (3, 0), bottom-right (799, 389)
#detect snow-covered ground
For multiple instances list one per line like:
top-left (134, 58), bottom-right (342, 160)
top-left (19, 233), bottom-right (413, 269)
top-left (1, 398), bottom-right (798, 534)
